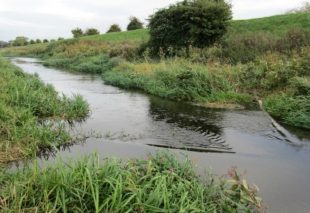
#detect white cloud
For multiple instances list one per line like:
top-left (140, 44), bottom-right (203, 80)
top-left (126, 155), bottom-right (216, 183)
top-left (0, 0), bottom-right (308, 41)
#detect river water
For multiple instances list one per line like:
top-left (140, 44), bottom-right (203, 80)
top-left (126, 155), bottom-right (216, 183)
top-left (12, 58), bottom-right (310, 213)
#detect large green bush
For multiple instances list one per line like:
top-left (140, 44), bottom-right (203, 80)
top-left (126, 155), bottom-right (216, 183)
top-left (71, 28), bottom-right (84, 38)
top-left (148, 0), bottom-right (231, 55)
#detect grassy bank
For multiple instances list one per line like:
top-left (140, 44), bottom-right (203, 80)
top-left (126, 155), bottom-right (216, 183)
top-left (0, 152), bottom-right (263, 212)
top-left (0, 58), bottom-right (89, 164)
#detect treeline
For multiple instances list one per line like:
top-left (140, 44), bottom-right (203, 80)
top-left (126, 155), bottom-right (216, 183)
top-left (2, 16), bottom-right (144, 47)
top-left (1, 36), bottom-right (65, 48)
top-left (72, 16), bottom-right (144, 38)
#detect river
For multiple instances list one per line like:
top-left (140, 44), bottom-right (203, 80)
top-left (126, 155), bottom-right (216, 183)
top-left (12, 57), bottom-right (310, 213)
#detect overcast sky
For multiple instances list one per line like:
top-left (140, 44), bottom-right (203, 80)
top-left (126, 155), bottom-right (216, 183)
top-left (0, 0), bottom-right (307, 41)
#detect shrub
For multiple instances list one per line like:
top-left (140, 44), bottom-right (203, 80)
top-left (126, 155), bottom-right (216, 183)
top-left (12, 36), bottom-right (28, 46)
top-left (290, 77), bottom-right (310, 95)
top-left (71, 27), bottom-right (84, 38)
top-left (148, 0), bottom-right (232, 56)
top-left (287, 2), bottom-right (310, 14)
top-left (127, 16), bottom-right (143, 31)
top-left (107, 24), bottom-right (122, 33)
top-left (264, 94), bottom-right (310, 129)
top-left (85, 28), bottom-right (100, 36)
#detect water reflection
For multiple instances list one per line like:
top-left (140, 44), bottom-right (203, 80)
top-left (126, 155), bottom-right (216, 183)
top-left (148, 96), bottom-right (233, 152)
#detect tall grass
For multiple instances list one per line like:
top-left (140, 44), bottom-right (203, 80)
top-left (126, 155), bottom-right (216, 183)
top-left (0, 58), bottom-right (89, 164)
top-left (0, 152), bottom-right (263, 212)
top-left (0, 43), bottom-right (48, 57)
top-left (264, 94), bottom-right (310, 129)
top-left (104, 59), bottom-right (252, 104)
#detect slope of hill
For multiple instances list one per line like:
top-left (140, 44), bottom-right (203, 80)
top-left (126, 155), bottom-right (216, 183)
top-left (229, 12), bottom-right (310, 35)
top-left (79, 12), bottom-right (310, 42)
top-left (1, 12), bottom-right (309, 56)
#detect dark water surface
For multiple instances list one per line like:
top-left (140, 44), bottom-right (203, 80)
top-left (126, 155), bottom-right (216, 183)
top-left (12, 58), bottom-right (310, 213)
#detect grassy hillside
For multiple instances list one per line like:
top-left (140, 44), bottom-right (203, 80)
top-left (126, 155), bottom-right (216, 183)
top-left (81, 29), bottom-right (149, 43)
top-left (229, 12), bottom-right (310, 35)
top-left (79, 12), bottom-right (310, 42)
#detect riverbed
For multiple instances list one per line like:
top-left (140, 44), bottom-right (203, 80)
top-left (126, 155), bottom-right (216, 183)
top-left (12, 57), bottom-right (310, 213)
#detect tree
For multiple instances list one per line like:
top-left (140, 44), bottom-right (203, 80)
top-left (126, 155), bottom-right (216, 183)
top-left (58, 37), bottom-right (64, 41)
top-left (29, 39), bottom-right (35, 44)
top-left (12, 36), bottom-right (28, 46)
top-left (36, 39), bottom-right (42, 43)
top-left (43, 39), bottom-right (49, 43)
top-left (127, 16), bottom-right (143, 31)
top-left (85, 28), bottom-right (100, 36)
top-left (71, 28), bottom-right (83, 38)
top-left (287, 2), bottom-right (310, 13)
top-left (148, 0), bottom-right (232, 56)
top-left (107, 24), bottom-right (122, 33)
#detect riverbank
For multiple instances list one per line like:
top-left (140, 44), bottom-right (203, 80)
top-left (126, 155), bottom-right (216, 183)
top-left (1, 13), bottom-right (309, 129)
top-left (0, 58), bottom-right (89, 164)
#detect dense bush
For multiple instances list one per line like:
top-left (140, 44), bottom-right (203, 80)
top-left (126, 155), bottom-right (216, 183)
top-left (12, 36), bottom-right (28, 46)
top-left (85, 28), bottom-right (100, 36)
top-left (148, 0), bottom-right (231, 55)
top-left (71, 27), bottom-right (84, 38)
top-left (107, 24), bottom-right (122, 33)
top-left (290, 77), bottom-right (310, 95)
top-left (127, 16), bottom-right (143, 31)
top-left (264, 94), bottom-right (310, 129)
